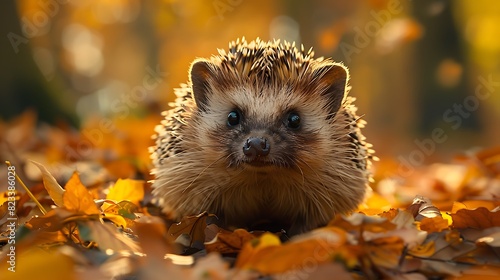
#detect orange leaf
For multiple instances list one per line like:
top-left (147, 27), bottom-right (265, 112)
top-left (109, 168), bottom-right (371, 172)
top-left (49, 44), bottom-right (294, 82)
top-left (378, 208), bottom-right (400, 221)
top-left (134, 215), bottom-right (174, 258)
top-left (330, 213), bottom-right (396, 233)
top-left (364, 236), bottom-right (405, 269)
top-left (63, 172), bottom-right (100, 215)
top-left (419, 216), bottom-right (449, 233)
top-left (236, 227), bottom-right (351, 274)
top-left (235, 232), bottom-right (281, 270)
top-left (451, 200), bottom-right (500, 213)
top-left (451, 207), bottom-right (500, 229)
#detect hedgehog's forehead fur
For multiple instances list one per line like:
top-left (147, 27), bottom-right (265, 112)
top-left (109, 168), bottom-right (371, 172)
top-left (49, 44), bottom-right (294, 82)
top-left (198, 37), bottom-right (348, 91)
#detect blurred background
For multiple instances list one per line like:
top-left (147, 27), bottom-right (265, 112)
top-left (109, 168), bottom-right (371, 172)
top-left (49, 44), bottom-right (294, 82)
top-left (1, 0), bottom-right (499, 177)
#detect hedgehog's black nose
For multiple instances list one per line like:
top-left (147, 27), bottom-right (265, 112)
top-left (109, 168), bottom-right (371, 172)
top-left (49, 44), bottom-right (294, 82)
top-left (243, 137), bottom-right (270, 158)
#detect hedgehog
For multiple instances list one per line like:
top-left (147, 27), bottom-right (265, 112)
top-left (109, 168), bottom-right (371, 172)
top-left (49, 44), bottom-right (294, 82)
top-left (150, 38), bottom-right (374, 234)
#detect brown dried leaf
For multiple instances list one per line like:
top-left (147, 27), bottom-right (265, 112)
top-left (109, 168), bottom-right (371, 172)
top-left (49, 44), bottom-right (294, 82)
top-left (451, 207), bottom-right (500, 229)
top-left (205, 228), bottom-right (256, 254)
top-left (167, 212), bottom-right (209, 247)
top-left (451, 200), bottom-right (500, 213)
top-left (26, 208), bottom-right (81, 231)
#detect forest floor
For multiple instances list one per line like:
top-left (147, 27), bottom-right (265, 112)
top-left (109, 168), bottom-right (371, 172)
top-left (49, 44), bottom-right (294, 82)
top-left (1, 110), bottom-right (500, 279)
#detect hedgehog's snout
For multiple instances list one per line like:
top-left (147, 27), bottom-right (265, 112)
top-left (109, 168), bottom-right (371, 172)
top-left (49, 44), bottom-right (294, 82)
top-left (243, 137), bottom-right (270, 160)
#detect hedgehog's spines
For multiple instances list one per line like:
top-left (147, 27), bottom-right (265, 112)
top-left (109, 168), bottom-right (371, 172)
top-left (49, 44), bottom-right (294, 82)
top-left (151, 38), bottom-right (374, 234)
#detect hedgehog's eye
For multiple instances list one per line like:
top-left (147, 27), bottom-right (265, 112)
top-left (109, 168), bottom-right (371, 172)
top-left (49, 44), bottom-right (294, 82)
top-left (286, 112), bottom-right (301, 129)
top-left (227, 110), bottom-right (240, 127)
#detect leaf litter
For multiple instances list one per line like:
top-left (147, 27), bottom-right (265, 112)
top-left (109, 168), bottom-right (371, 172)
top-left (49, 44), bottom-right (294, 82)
top-left (1, 113), bottom-right (500, 279)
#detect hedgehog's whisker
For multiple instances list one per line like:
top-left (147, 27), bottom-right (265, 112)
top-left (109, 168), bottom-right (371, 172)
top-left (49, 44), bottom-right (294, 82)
top-left (182, 152), bottom-right (232, 194)
top-left (295, 157), bottom-right (333, 208)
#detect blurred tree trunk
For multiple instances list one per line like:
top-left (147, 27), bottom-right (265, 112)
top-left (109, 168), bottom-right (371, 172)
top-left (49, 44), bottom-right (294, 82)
top-left (0, 0), bottom-right (78, 126)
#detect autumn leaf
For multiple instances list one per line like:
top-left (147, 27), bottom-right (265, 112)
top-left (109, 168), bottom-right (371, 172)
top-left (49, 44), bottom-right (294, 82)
top-left (0, 247), bottom-right (75, 280)
top-left (451, 200), bottom-right (500, 213)
top-left (419, 216), bottom-right (449, 233)
top-left (408, 240), bottom-right (435, 258)
top-left (330, 212), bottom-right (396, 233)
top-left (26, 208), bottom-right (81, 231)
top-left (235, 227), bottom-right (352, 274)
top-left (106, 178), bottom-right (145, 206)
top-left (364, 236), bottom-right (405, 269)
top-left (475, 230), bottom-right (500, 248)
top-left (101, 200), bottom-right (139, 228)
top-left (167, 212), bottom-right (210, 248)
top-left (205, 228), bottom-right (256, 254)
top-left (272, 262), bottom-right (353, 280)
top-left (63, 172), bottom-right (100, 215)
top-left (358, 191), bottom-right (392, 215)
top-left (459, 265), bottom-right (500, 280)
top-left (234, 232), bottom-right (281, 270)
top-left (451, 207), bottom-right (500, 229)
top-left (84, 220), bottom-right (141, 252)
top-left (31, 160), bottom-right (65, 207)
top-left (134, 215), bottom-right (174, 258)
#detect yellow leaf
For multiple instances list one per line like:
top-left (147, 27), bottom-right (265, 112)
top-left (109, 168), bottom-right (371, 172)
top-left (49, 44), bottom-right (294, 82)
top-left (0, 247), bottom-right (75, 280)
top-left (441, 211), bottom-right (453, 226)
top-left (63, 172), bottom-right (100, 215)
top-left (106, 179), bottom-right (144, 206)
top-left (31, 160), bottom-right (65, 207)
top-left (408, 241), bottom-right (435, 258)
top-left (358, 192), bottom-right (392, 215)
top-left (102, 213), bottom-right (130, 228)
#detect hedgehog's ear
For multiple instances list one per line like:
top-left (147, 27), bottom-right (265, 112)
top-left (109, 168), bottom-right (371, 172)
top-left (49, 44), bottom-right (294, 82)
top-left (190, 59), bottom-right (216, 111)
top-left (314, 63), bottom-right (349, 115)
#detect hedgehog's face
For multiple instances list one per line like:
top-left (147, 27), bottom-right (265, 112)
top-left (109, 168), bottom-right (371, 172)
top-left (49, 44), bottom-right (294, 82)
top-left (207, 91), bottom-right (314, 171)
top-left (189, 58), bottom-right (349, 172)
